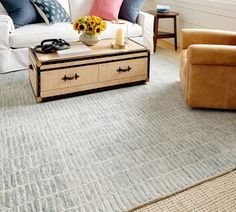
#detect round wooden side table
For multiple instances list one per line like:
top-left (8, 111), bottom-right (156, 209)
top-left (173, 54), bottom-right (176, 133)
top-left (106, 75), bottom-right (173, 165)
top-left (147, 11), bottom-right (179, 52)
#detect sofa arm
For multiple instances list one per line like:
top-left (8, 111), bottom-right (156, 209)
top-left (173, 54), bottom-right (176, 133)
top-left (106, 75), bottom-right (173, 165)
top-left (188, 45), bottom-right (236, 66)
top-left (137, 11), bottom-right (154, 38)
top-left (181, 29), bottom-right (236, 50)
top-left (0, 14), bottom-right (14, 32)
top-left (0, 15), bottom-right (14, 50)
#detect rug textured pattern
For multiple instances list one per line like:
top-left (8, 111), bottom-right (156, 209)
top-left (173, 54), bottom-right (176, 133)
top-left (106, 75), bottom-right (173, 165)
top-left (0, 49), bottom-right (236, 211)
top-left (135, 170), bottom-right (236, 212)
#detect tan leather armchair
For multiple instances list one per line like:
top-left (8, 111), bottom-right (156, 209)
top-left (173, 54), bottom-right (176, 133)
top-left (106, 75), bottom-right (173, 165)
top-left (180, 29), bottom-right (236, 109)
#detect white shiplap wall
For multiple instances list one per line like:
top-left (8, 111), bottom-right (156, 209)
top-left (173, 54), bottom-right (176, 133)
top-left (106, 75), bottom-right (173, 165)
top-left (142, 0), bottom-right (156, 11)
top-left (155, 0), bottom-right (236, 44)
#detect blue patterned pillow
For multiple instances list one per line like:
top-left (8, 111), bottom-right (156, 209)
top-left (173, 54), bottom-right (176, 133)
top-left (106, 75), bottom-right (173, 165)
top-left (31, 0), bottom-right (71, 25)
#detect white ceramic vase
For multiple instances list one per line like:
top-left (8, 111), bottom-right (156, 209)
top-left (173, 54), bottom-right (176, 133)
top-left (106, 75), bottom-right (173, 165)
top-left (80, 32), bottom-right (99, 46)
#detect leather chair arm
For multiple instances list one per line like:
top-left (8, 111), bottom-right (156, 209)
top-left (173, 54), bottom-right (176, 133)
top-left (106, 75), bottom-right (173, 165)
top-left (181, 29), bottom-right (236, 49)
top-left (188, 44), bottom-right (236, 66)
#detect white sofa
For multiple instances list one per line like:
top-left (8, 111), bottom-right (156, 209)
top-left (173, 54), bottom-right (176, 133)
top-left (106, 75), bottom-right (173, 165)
top-left (0, 0), bottom-right (154, 73)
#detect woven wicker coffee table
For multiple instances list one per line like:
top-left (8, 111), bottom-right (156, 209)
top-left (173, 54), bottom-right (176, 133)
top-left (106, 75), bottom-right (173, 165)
top-left (29, 39), bottom-right (150, 102)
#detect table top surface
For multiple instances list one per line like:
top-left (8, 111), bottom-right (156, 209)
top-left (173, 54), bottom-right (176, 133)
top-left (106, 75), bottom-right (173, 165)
top-left (147, 10), bottom-right (179, 17)
top-left (30, 39), bottom-right (148, 64)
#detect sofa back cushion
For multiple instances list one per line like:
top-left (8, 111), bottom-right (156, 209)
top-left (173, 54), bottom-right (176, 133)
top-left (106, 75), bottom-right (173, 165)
top-left (69, 0), bottom-right (93, 22)
top-left (0, 0), bottom-right (43, 28)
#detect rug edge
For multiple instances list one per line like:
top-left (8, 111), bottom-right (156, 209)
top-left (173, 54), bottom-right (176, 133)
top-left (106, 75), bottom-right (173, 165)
top-left (127, 167), bottom-right (236, 212)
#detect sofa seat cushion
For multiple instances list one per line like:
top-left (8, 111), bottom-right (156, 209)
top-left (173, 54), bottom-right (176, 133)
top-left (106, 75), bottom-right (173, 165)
top-left (10, 23), bottom-right (79, 48)
top-left (10, 20), bottom-right (142, 48)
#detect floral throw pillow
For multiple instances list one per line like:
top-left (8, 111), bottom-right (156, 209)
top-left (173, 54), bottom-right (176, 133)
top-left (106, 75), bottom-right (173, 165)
top-left (31, 0), bottom-right (71, 25)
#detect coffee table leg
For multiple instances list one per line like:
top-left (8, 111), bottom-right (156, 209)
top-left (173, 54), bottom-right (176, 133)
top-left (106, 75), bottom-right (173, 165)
top-left (36, 96), bottom-right (43, 103)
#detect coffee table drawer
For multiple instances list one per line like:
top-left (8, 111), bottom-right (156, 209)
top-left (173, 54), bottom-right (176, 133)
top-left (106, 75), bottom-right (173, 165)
top-left (41, 65), bottom-right (99, 91)
top-left (99, 58), bottom-right (148, 82)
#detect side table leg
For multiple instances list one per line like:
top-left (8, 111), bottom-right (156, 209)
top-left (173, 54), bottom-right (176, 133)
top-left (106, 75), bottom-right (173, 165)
top-left (153, 16), bottom-right (159, 53)
top-left (174, 16), bottom-right (178, 51)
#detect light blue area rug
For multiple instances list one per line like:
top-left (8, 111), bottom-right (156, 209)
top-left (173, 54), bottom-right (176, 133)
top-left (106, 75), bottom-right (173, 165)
top-left (0, 48), bottom-right (236, 211)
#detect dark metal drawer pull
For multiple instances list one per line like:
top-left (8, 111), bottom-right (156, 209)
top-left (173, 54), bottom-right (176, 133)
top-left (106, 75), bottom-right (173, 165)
top-left (62, 73), bottom-right (79, 82)
top-left (117, 66), bottom-right (132, 73)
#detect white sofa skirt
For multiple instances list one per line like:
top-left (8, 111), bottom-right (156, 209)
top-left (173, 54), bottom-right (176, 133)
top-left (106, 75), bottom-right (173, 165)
top-left (0, 48), bottom-right (27, 73)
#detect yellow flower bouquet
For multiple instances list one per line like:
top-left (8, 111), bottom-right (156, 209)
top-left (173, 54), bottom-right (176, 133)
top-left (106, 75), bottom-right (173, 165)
top-left (73, 16), bottom-right (107, 36)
